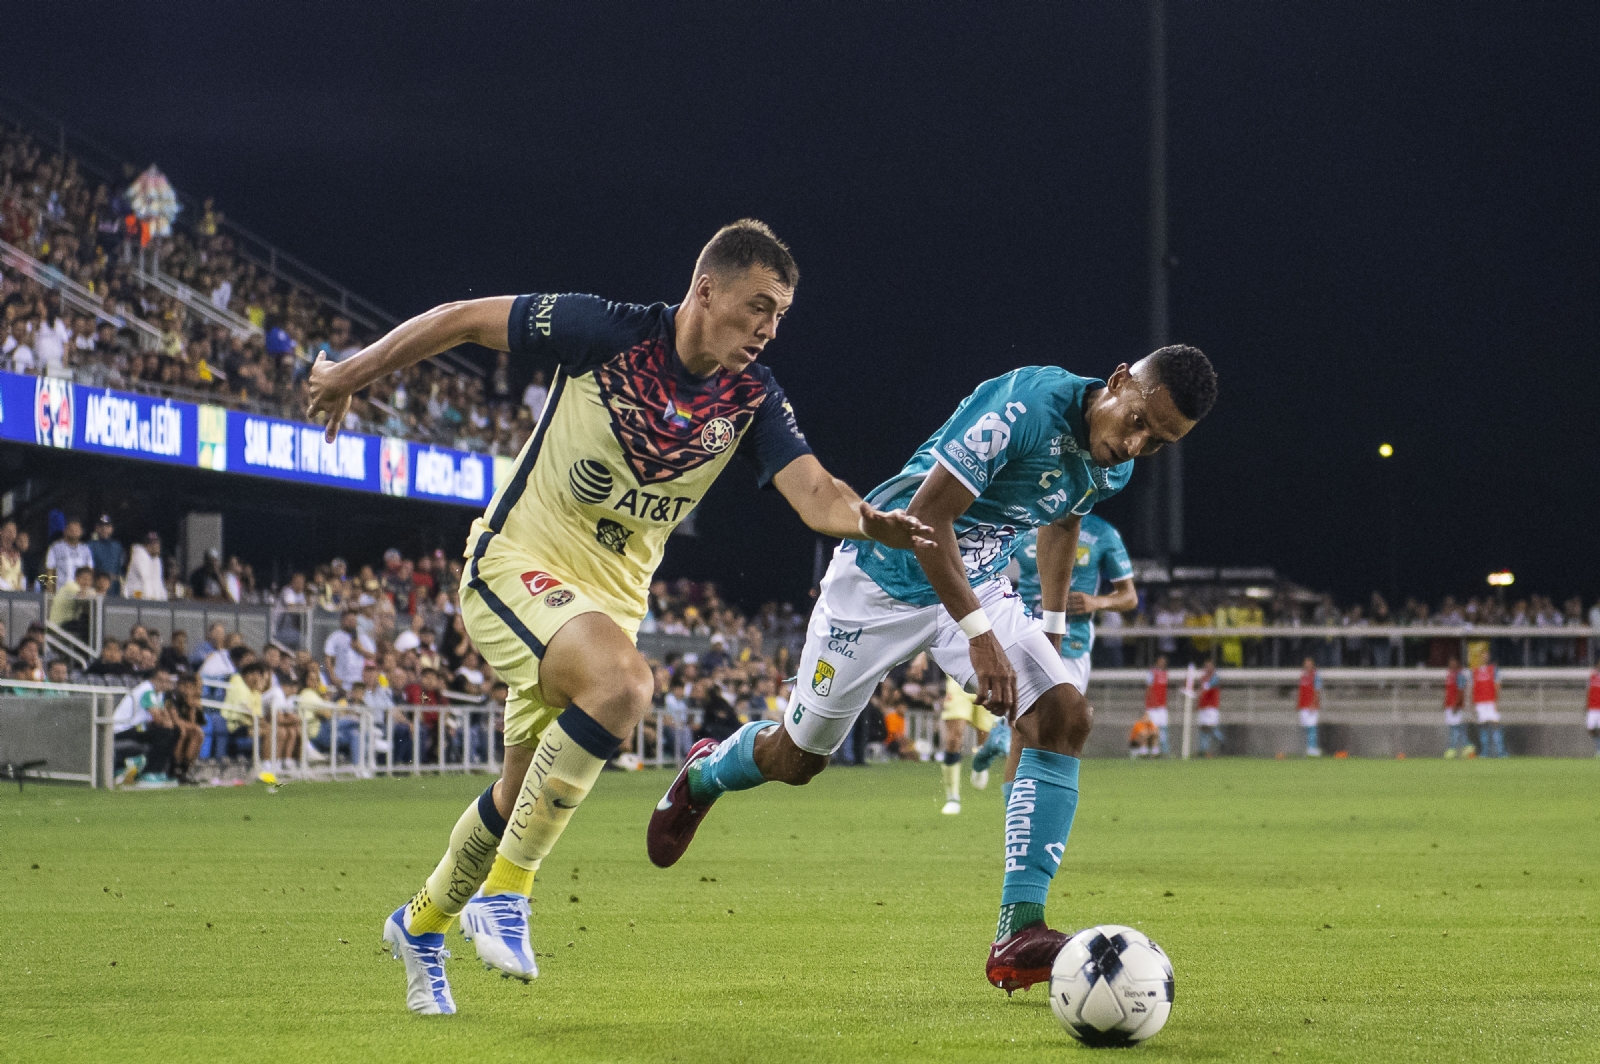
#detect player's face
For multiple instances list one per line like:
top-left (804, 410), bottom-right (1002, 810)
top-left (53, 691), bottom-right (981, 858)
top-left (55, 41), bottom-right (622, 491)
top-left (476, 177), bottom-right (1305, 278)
top-left (698, 265), bottom-right (793, 374)
top-left (1086, 363), bottom-right (1196, 467)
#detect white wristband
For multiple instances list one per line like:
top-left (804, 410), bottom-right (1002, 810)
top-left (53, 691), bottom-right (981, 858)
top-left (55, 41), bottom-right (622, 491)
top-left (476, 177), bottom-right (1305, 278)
top-left (1041, 610), bottom-right (1068, 635)
top-left (958, 608), bottom-right (993, 640)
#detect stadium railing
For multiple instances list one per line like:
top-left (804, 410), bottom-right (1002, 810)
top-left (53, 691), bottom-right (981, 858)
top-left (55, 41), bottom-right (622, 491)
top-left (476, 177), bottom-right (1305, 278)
top-left (0, 237), bottom-right (165, 350)
top-left (1103, 624), bottom-right (1595, 667)
top-left (1083, 666), bottom-right (1594, 758)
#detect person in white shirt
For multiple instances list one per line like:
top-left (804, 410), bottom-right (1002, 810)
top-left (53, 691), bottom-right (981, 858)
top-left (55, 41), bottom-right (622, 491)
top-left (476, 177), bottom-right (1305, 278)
top-left (324, 609), bottom-right (376, 691)
top-left (210, 277), bottom-right (233, 311)
top-left (33, 320), bottom-right (67, 376)
top-left (45, 520), bottom-right (95, 588)
top-left (393, 611), bottom-right (427, 654)
top-left (198, 642), bottom-right (239, 703)
top-left (123, 531), bottom-right (168, 600)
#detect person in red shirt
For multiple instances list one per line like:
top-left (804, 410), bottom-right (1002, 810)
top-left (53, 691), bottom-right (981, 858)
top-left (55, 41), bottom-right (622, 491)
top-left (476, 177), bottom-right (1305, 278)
top-left (1585, 667), bottom-right (1600, 756)
top-left (1297, 658), bottom-right (1323, 757)
top-left (1470, 656), bottom-right (1505, 758)
top-left (1442, 655), bottom-right (1469, 757)
top-left (1196, 660), bottom-right (1222, 757)
top-left (1145, 656), bottom-right (1170, 756)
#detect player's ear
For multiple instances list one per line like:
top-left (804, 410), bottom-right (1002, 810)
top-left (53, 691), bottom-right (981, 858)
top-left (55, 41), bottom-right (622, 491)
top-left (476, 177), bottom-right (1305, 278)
top-left (693, 272), bottom-right (716, 307)
top-left (1106, 363), bottom-right (1133, 391)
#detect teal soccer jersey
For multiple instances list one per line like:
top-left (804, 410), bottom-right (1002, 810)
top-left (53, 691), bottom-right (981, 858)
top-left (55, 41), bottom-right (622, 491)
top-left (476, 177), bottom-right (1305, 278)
top-left (852, 366), bottom-right (1133, 607)
top-left (1014, 515), bottom-right (1133, 659)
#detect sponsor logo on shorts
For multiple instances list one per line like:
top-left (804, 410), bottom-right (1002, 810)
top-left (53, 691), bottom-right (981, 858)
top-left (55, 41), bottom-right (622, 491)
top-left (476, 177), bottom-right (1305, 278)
top-left (521, 570), bottom-right (562, 596)
top-left (568, 459), bottom-right (614, 504)
top-left (544, 589), bottom-right (575, 608)
top-left (700, 416), bottom-right (735, 453)
top-left (826, 625), bottom-right (861, 659)
top-left (595, 518), bottom-right (633, 555)
top-left (811, 660), bottom-right (835, 697)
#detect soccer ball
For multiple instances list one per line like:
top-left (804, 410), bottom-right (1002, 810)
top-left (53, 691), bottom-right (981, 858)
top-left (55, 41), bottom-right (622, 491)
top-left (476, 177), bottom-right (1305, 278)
top-left (1049, 925), bottom-right (1174, 1046)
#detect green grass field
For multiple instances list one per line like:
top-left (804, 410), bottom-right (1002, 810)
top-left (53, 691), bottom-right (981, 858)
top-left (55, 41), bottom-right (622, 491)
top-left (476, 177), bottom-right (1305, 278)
top-left (2, 758), bottom-right (1596, 1063)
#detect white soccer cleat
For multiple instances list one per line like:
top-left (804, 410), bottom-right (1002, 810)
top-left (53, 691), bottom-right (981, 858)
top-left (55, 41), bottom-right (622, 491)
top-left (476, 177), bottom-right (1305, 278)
top-left (971, 769), bottom-right (990, 790)
top-left (460, 891), bottom-right (539, 982)
top-left (382, 905), bottom-right (456, 1015)
top-left (941, 799), bottom-right (962, 816)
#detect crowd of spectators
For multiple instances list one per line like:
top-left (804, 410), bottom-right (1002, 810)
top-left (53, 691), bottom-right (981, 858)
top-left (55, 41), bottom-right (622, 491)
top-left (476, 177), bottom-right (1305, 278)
top-left (0, 125), bottom-right (546, 453)
top-left (1120, 587), bottom-right (1599, 669)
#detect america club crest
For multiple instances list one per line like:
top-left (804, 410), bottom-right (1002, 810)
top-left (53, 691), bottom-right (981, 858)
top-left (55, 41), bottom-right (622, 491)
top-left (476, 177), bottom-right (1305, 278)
top-left (544, 589), bottom-right (575, 608)
top-left (700, 416), bottom-right (735, 453)
top-left (34, 377), bottom-right (73, 449)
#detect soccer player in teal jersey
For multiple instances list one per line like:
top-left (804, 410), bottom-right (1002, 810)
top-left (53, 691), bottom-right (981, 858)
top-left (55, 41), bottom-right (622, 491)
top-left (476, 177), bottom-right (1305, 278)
top-left (650, 346), bottom-right (1217, 992)
top-left (996, 516), bottom-right (1137, 789)
top-left (1015, 515), bottom-right (1137, 694)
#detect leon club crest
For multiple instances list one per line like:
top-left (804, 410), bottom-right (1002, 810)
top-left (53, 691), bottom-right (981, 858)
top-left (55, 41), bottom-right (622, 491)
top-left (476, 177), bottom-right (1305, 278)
top-left (812, 660), bottom-right (835, 697)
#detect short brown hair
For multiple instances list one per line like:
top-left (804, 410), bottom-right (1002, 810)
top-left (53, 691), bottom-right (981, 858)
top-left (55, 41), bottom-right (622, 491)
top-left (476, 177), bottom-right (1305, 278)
top-left (694, 219), bottom-right (799, 289)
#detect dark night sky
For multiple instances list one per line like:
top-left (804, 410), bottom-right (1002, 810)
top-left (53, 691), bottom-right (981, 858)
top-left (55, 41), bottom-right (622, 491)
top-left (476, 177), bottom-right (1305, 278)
top-left (10, 1), bottom-right (1598, 608)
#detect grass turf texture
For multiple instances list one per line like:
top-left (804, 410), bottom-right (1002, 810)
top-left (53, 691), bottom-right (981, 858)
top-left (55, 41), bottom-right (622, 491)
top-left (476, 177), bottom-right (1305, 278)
top-left (2, 760), bottom-right (1596, 1063)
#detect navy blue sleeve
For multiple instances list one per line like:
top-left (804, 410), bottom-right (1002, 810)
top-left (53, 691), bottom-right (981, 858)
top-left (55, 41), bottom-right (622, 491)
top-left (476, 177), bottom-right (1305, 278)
top-left (739, 383), bottom-right (812, 487)
top-left (506, 293), bottom-right (661, 374)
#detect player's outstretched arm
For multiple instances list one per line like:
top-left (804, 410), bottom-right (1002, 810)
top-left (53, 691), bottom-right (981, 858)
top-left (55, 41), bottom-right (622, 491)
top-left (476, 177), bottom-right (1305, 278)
top-left (905, 464), bottom-right (1018, 718)
top-left (770, 456), bottom-right (935, 551)
top-left (306, 296), bottom-right (516, 442)
top-left (1035, 516), bottom-right (1081, 654)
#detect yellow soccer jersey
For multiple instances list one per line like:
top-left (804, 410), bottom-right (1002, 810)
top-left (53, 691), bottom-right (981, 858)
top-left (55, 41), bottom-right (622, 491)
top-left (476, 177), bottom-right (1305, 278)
top-left (467, 293), bottom-right (812, 623)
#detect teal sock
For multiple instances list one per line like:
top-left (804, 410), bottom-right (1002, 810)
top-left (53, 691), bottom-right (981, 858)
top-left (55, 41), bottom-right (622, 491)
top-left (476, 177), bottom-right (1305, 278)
top-left (687, 721), bottom-right (777, 803)
top-left (995, 900), bottom-right (1046, 942)
top-left (1001, 749), bottom-right (1080, 908)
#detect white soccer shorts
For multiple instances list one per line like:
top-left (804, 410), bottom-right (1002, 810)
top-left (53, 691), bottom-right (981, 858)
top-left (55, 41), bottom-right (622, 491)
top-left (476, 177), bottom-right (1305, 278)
top-left (1298, 709), bottom-right (1320, 728)
top-left (1059, 653), bottom-right (1091, 696)
top-left (1474, 701), bottom-right (1500, 724)
top-left (786, 548), bottom-right (1074, 756)
top-left (1585, 709), bottom-right (1600, 730)
top-left (1145, 707), bottom-right (1169, 728)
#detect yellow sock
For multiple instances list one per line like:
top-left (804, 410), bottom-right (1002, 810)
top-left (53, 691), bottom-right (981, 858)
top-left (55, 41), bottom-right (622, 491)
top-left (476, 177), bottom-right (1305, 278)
top-left (941, 759), bottom-right (961, 802)
top-left (404, 786), bottom-right (508, 935)
top-left (493, 707), bottom-right (618, 893)
top-left (483, 854), bottom-right (536, 897)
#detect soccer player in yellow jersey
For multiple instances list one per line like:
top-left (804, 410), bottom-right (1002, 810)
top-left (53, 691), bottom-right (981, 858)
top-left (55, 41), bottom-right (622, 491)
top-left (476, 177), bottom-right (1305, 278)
top-left (306, 220), bottom-right (932, 1014)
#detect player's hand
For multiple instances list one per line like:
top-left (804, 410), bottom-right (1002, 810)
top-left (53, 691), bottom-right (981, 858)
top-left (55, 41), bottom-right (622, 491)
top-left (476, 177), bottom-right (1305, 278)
top-left (857, 501), bottom-right (937, 551)
top-left (306, 353), bottom-right (353, 443)
top-left (968, 631), bottom-right (1017, 720)
top-left (1066, 591), bottom-right (1097, 616)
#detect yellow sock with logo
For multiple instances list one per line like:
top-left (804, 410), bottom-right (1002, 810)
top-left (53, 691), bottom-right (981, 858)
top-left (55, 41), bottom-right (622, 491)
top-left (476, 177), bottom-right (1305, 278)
top-left (488, 706), bottom-right (621, 898)
top-left (404, 785), bottom-right (508, 935)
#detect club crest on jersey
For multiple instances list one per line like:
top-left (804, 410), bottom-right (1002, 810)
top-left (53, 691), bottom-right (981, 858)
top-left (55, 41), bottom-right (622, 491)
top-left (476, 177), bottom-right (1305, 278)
top-left (521, 571), bottom-right (562, 596)
top-left (595, 518), bottom-right (633, 555)
top-left (812, 660), bottom-right (836, 697)
top-left (700, 416), bottom-right (735, 453)
top-left (544, 589), bottom-right (575, 608)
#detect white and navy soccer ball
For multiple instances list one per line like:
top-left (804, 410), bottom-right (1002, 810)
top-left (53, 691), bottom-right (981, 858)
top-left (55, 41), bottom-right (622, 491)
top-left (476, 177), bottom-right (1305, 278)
top-left (1049, 925), bottom-right (1174, 1046)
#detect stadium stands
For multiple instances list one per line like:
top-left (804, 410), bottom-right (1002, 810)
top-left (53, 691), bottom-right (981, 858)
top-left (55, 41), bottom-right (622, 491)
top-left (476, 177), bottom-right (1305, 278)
top-left (0, 122), bottom-right (535, 454)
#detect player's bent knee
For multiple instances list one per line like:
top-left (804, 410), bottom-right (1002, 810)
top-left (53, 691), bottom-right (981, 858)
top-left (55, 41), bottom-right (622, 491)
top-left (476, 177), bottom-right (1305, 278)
top-left (1018, 684), bottom-right (1093, 756)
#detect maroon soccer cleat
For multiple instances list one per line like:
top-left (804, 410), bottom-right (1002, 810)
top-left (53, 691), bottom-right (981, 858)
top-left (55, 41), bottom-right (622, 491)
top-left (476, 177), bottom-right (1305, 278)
top-left (646, 738), bottom-right (721, 868)
top-left (986, 922), bottom-right (1071, 994)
